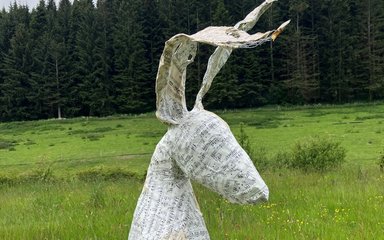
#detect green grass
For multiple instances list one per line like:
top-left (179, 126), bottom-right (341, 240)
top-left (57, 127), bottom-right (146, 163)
top-left (1, 103), bottom-right (384, 239)
top-left (0, 168), bottom-right (382, 239)
top-left (0, 180), bottom-right (141, 239)
top-left (197, 166), bottom-right (383, 239)
top-left (0, 114), bottom-right (163, 177)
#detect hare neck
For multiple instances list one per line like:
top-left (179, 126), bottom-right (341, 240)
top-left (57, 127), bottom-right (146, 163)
top-left (128, 133), bottom-right (209, 239)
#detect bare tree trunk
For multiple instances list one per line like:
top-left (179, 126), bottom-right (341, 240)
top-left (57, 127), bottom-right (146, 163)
top-left (55, 58), bottom-right (62, 119)
top-left (367, 0), bottom-right (373, 101)
top-left (338, 27), bottom-right (342, 103)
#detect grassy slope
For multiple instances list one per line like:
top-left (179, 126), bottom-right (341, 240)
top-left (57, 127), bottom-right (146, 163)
top-left (0, 103), bottom-right (383, 239)
top-left (1, 103), bottom-right (384, 169)
top-left (0, 114), bottom-right (166, 176)
top-left (220, 104), bottom-right (384, 165)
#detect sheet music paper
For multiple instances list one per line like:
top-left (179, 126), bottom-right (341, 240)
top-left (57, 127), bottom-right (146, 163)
top-left (128, 1), bottom-right (289, 239)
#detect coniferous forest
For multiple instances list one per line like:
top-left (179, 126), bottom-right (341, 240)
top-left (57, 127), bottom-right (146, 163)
top-left (0, 0), bottom-right (384, 121)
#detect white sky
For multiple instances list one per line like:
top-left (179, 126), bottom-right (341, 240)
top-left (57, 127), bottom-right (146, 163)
top-left (1, 0), bottom-right (96, 10)
top-left (1, 0), bottom-right (45, 10)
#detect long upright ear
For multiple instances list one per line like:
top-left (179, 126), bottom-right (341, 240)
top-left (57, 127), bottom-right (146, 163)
top-left (156, 0), bottom-right (289, 124)
top-left (194, 0), bottom-right (286, 109)
top-left (156, 35), bottom-right (197, 125)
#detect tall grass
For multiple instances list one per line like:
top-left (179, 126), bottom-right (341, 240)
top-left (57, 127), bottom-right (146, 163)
top-left (0, 166), bottom-right (382, 239)
top-left (0, 180), bottom-right (141, 239)
top-left (1, 103), bottom-right (384, 239)
top-left (198, 166), bottom-right (384, 239)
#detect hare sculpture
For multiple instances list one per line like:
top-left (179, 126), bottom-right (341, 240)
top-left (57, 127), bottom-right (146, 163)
top-left (128, 0), bottom-right (289, 239)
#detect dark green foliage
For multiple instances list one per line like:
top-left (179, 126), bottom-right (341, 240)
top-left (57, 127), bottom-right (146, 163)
top-left (16, 167), bottom-right (56, 183)
top-left (237, 123), bottom-right (252, 157)
top-left (236, 123), bottom-right (289, 170)
top-left (355, 114), bottom-right (384, 121)
top-left (0, 138), bottom-right (17, 149)
top-left (67, 126), bottom-right (113, 135)
top-left (0, 175), bottom-right (13, 185)
top-left (1, 23), bottom-right (34, 120)
top-left (289, 136), bottom-right (346, 172)
top-left (112, 0), bottom-right (152, 113)
top-left (237, 126), bottom-right (346, 172)
top-left (271, 151), bottom-right (292, 169)
top-left (76, 166), bottom-right (145, 182)
top-left (379, 151), bottom-right (384, 172)
top-left (250, 146), bottom-right (270, 170)
top-left (81, 133), bottom-right (104, 141)
top-left (88, 185), bottom-right (106, 208)
top-left (1, 0), bottom-right (384, 121)
top-left (0, 165), bottom-right (144, 186)
top-left (137, 131), bottom-right (164, 138)
top-left (237, 123), bottom-right (270, 169)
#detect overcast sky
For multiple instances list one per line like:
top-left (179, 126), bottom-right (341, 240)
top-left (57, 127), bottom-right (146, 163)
top-left (2, 0), bottom-right (39, 10)
top-left (1, 0), bottom-right (96, 10)
top-left (1, 0), bottom-right (59, 10)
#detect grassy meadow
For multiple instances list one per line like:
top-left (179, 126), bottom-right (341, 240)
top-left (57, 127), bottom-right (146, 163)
top-left (1, 103), bottom-right (384, 239)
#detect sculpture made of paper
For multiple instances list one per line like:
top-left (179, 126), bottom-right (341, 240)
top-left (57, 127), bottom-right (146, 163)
top-left (128, 0), bottom-right (289, 239)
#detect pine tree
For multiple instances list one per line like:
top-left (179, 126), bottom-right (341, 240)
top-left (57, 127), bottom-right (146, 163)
top-left (113, 0), bottom-right (151, 113)
top-left (0, 9), bottom-right (8, 101)
top-left (184, 0), bottom-right (212, 109)
top-left (1, 0), bottom-right (384, 121)
top-left (70, 0), bottom-right (98, 116)
top-left (204, 0), bottom-right (240, 109)
top-left (29, 0), bottom-right (59, 119)
top-left (358, 0), bottom-right (384, 101)
top-left (281, 0), bottom-right (319, 104)
top-left (91, 0), bottom-right (116, 115)
top-left (55, 0), bottom-right (73, 118)
top-left (139, 0), bottom-right (164, 83)
top-left (1, 23), bottom-right (34, 120)
top-left (0, 5), bottom-right (32, 120)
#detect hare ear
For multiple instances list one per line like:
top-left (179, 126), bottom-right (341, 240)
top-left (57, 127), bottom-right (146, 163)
top-left (194, 0), bottom-right (286, 109)
top-left (155, 27), bottom-right (271, 124)
top-left (155, 35), bottom-right (197, 125)
top-left (156, 0), bottom-right (289, 124)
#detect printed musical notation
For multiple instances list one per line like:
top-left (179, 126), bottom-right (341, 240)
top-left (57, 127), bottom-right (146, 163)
top-left (128, 1), bottom-right (289, 239)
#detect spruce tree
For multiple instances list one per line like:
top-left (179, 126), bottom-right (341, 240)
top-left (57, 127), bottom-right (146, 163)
top-left (204, 0), bottom-right (239, 109)
top-left (358, 0), bottom-right (384, 101)
top-left (91, 0), bottom-right (116, 115)
top-left (70, 0), bottom-right (98, 116)
top-left (1, 23), bottom-right (34, 120)
top-left (113, 0), bottom-right (151, 113)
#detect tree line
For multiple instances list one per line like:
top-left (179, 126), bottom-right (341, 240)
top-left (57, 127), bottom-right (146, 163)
top-left (0, 0), bottom-right (383, 121)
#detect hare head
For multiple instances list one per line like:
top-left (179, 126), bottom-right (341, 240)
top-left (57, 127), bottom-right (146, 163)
top-left (129, 1), bottom-right (289, 239)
